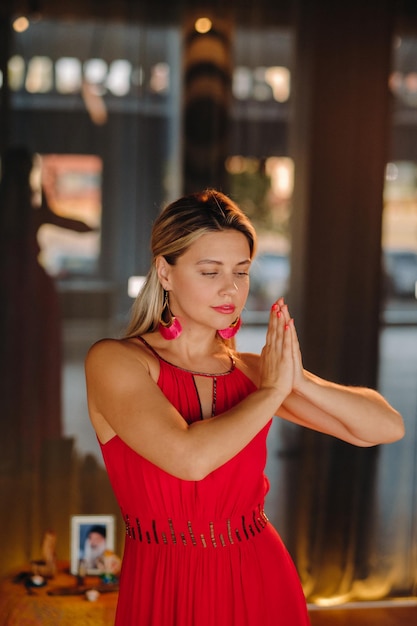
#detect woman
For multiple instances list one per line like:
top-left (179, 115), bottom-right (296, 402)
top-left (85, 189), bottom-right (404, 626)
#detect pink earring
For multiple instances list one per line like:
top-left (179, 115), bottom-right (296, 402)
top-left (218, 317), bottom-right (242, 340)
top-left (158, 290), bottom-right (182, 340)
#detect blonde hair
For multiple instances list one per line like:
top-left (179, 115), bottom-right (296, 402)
top-left (124, 189), bottom-right (257, 341)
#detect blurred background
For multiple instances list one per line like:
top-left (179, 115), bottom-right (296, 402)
top-left (1, 0), bottom-right (417, 608)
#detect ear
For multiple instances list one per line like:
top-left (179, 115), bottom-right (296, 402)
top-left (155, 255), bottom-right (172, 289)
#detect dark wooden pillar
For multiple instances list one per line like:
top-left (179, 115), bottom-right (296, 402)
top-left (290, 0), bottom-right (394, 387)
top-left (182, 14), bottom-right (233, 194)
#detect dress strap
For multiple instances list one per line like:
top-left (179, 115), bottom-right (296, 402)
top-left (137, 336), bottom-right (160, 359)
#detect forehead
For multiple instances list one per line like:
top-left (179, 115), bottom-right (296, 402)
top-left (183, 230), bottom-right (251, 260)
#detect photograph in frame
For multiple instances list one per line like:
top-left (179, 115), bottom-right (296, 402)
top-left (70, 514), bottom-right (115, 575)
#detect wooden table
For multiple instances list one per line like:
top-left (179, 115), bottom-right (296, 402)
top-left (308, 600), bottom-right (417, 626)
top-left (0, 566), bottom-right (118, 626)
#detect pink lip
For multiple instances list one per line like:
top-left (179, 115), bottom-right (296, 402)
top-left (213, 305), bottom-right (236, 314)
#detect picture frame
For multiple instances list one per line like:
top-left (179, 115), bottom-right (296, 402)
top-left (70, 514), bottom-right (116, 576)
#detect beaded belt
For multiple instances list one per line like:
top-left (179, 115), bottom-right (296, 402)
top-left (123, 505), bottom-right (269, 549)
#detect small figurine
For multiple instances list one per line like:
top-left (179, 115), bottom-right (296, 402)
top-left (31, 529), bottom-right (57, 579)
top-left (98, 549), bottom-right (121, 583)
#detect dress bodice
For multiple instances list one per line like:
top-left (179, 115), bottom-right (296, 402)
top-left (99, 337), bottom-right (270, 522)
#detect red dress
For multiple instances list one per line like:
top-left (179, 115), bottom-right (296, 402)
top-left (100, 338), bottom-right (310, 626)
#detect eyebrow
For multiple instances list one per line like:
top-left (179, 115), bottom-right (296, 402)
top-left (196, 259), bottom-right (251, 266)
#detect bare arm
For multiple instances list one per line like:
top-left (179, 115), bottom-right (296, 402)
top-left (85, 306), bottom-right (294, 481)
top-left (274, 302), bottom-right (404, 446)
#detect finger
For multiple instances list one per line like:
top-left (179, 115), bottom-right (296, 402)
top-left (270, 301), bottom-right (281, 317)
top-left (272, 303), bottom-right (287, 337)
top-left (267, 302), bottom-right (282, 336)
top-left (264, 305), bottom-right (285, 362)
top-left (288, 317), bottom-right (297, 345)
top-left (281, 303), bottom-right (291, 325)
top-left (288, 319), bottom-right (302, 362)
top-left (280, 320), bottom-right (295, 377)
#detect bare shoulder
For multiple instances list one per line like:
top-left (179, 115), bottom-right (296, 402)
top-left (86, 337), bottom-right (124, 361)
top-left (85, 337), bottom-right (156, 382)
top-left (85, 337), bottom-right (161, 443)
top-left (235, 351), bottom-right (261, 386)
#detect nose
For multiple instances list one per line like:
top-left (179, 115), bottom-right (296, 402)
top-left (220, 277), bottom-right (239, 295)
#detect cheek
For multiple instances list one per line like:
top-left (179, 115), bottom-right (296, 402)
top-left (240, 283), bottom-right (250, 304)
top-left (237, 275), bottom-right (250, 294)
top-left (174, 276), bottom-right (211, 306)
